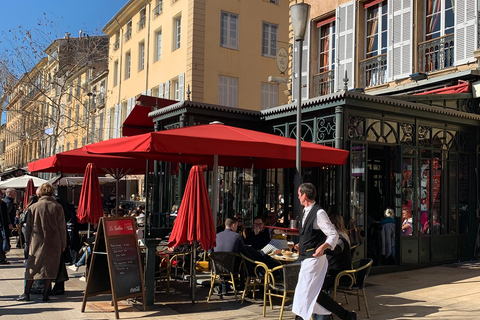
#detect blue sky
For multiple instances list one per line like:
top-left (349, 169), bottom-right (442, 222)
top-left (0, 0), bottom-right (128, 123)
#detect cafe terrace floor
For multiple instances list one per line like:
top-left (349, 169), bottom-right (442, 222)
top-left (1, 242), bottom-right (480, 319)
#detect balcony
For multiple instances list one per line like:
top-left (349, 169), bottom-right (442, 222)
top-left (153, 3), bottom-right (163, 16)
top-left (113, 40), bottom-right (119, 51)
top-left (359, 54), bottom-right (387, 88)
top-left (125, 29), bottom-right (132, 42)
top-left (313, 69), bottom-right (335, 96)
top-left (418, 34), bottom-right (454, 73)
top-left (138, 17), bottom-right (146, 31)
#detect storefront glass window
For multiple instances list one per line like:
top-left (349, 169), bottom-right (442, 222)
top-left (402, 148), bottom-right (416, 236)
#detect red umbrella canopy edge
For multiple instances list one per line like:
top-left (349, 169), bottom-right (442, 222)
top-left (23, 178), bottom-right (36, 209)
top-left (168, 166), bottom-right (216, 251)
top-left (77, 163), bottom-right (104, 225)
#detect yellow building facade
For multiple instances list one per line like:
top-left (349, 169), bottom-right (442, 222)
top-left (103, 0), bottom-right (290, 139)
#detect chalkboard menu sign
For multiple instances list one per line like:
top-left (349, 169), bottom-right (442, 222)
top-left (81, 217), bottom-right (145, 319)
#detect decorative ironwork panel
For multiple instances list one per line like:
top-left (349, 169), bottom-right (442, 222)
top-left (316, 116), bottom-right (336, 142)
top-left (366, 120), bottom-right (398, 143)
top-left (432, 129), bottom-right (457, 151)
top-left (456, 132), bottom-right (468, 152)
top-left (348, 115), bottom-right (365, 140)
top-left (418, 125), bottom-right (432, 147)
top-left (288, 119), bottom-right (315, 143)
top-left (399, 122), bottom-right (414, 145)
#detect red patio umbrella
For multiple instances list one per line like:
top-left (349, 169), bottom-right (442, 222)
top-left (23, 178), bottom-right (36, 209)
top-left (168, 165), bottom-right (216, 250)
top-left (77, 163), bottom-right (103, 235)
top-left (83, 123), bottom-right (349, 168)
top-left (28, 148), bottom-right (153, 216)
top-left (168, 165), bottom-right (216, 303)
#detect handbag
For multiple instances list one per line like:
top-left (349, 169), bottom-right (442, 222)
top-left (347, 218), bottom-right (363, 247)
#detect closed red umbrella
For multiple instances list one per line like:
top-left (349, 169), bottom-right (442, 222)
top-left (168, 165), bottom-right (216, 250)
top-left (23, 178), bottom-right (36, 209)
top-left (77, 163), bottom-right (103, 226)
top-left (167, 165), bottom-right (216, 304)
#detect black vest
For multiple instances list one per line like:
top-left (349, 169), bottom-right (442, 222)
top-left (298, 203), bottom-right (326, 260)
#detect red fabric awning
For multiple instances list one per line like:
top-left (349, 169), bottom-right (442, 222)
top-left (364, 0), bottom-right (384, 9)
top-left (414, 81), bottom-right (470, 95)
top-left (84, 123), bottom-right (349, 169)
top-left (317, 16), bottom-right (335, 28)
top-left (122, 96), bottom-right (178, 137)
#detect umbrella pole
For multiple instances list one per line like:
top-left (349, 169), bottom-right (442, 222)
top-left (115, 176), bottom-right (120, 216)
top-left (87, 223), bottom-right (90, 238)
top-left (212, 155), bottom-right (219, 230)
top-left (191, 242), bottom-right (196, 305)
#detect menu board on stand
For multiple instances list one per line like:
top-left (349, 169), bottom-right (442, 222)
top-left (81, 217), bottom-right (145, 319)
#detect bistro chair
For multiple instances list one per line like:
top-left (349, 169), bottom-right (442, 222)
top-left (207, 252), bottom-right (244, 302)
top-left (239, 253), bottom-right (270, 304)
top-left (333, 258), bottom-right (373, 318)
top-left (154, 252), bottom-right (171, 294)
top-left (264, 263), bottom-right (301, 320)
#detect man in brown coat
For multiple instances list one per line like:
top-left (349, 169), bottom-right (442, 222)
top-left (15, 183), bottom-right (66, 302)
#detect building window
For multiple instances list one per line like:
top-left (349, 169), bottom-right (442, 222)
top-left (154, 0), bottom-right (163, 16)
top-left (125, 20), bottom-right (132, 42)
top-left (138, 7), bottom-right (146, 31)
top-left (114, 31), bottom-right (120, 51)
top-left (155, 30), bottom-right (162, 61)
top-left (173, 15), bottom-right (181, 50)
top-left (366, 1), bottom-right (388, 59)
top-left (262, 22), bottom-right (278, 57)
top-left (318, 20), bottom-right (336, 74)
top-left (74, 140), bottom-right (78, 149)
top-left (425, 0), bottom-right (454, 41)
top-left (98, 111), bottom-right (104, 141)
top-left (66, 142), bottom-right (70, 151)
top-left (220, 11), bottom-right (238, 50)
top-left (125, 51), bottom-right (131, 79)
top-left (139, 41), bottom-right (145, 71)
top-left (261, 83), bottom-right (278, 110)
top-left (113, 60), bottom-right (119, 86)
top-left (76, 104), bottom-right (80, 124)
top-left (218, 75), bottom-right (238, 108)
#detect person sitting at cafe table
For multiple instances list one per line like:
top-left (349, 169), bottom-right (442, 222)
top-left (214, 217), bottom-right (244, 253)
top-left (245, 216), bottom-right (270, 250)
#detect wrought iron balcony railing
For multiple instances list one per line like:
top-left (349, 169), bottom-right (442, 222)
top-left (418, 34), bottom-right (454, 73)
top-left (125, 29), bottom-right (132, 42)
top-left (153, 3), bottom-right (163, 16)
top-left (113, 40), bottom-right (119, 51)
top-left (138, 17), bottom-right (146, 31)
top-left (313, 69), bottom-right (335, 97)
top-left (359, 54), bottom-right (387, 88)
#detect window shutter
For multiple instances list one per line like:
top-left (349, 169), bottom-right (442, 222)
top-left (335, 0), bottom-right (356, 91)
top-left (113, 104), bottom-right (119, 139)
top-left (126, 97), bottom-right (132, 117)
top-left (455, 0), bottom-right (478, 66)
top-left (106, 109), bottom-right (111, 140)
top-left (301, 26), bottom-right (310, 100)
top-left (387, 0), bottom-right (412, 81)
top-left (158, 83), bottom-right (164, 98)
top-left (178, 73), bottom-right (184, 101)
top-left (147, 88), bottom-right (151, 96)
top-left (164, 81), bottom-right (170, 99)
top-left (117, 103), bottom-right (123, 138)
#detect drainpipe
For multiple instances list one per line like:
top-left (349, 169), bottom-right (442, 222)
top-left (114, 18), bottom-right (123, 107)
top-left (144, 0), bottom-right (151, 91)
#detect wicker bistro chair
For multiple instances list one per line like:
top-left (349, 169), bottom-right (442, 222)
top-left (239, 253), bottom-right (270, 304)
top-left (333, 258), bottom-right (373, 318)
top-left (207, 252), bottom-right (244, 302)
top-left (154, 252), bottom-right (172, 294)
top-left (264, 263), bottom-right (301, 320)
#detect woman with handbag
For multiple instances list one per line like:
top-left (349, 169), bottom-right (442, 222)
top-left (15, 183), bottom-right (66, 302)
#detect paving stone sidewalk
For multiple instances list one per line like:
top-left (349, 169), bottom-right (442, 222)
top-left (2, 242), bottom-right (480, 319)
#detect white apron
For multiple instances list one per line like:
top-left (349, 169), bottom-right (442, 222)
top-left (292, 255), bottom-right (331, 319)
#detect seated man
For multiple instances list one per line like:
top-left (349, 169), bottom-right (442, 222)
top-left (214, 217), bottom-right (244, 253)
top-left (245, 216), bottom-right (270, 250)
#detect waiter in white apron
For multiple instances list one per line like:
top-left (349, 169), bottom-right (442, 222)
top-left (292, 183), bottom-right (357, 320)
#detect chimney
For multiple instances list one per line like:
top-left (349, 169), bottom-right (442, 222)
top-left (79, 29), bottom-right (82, 38)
